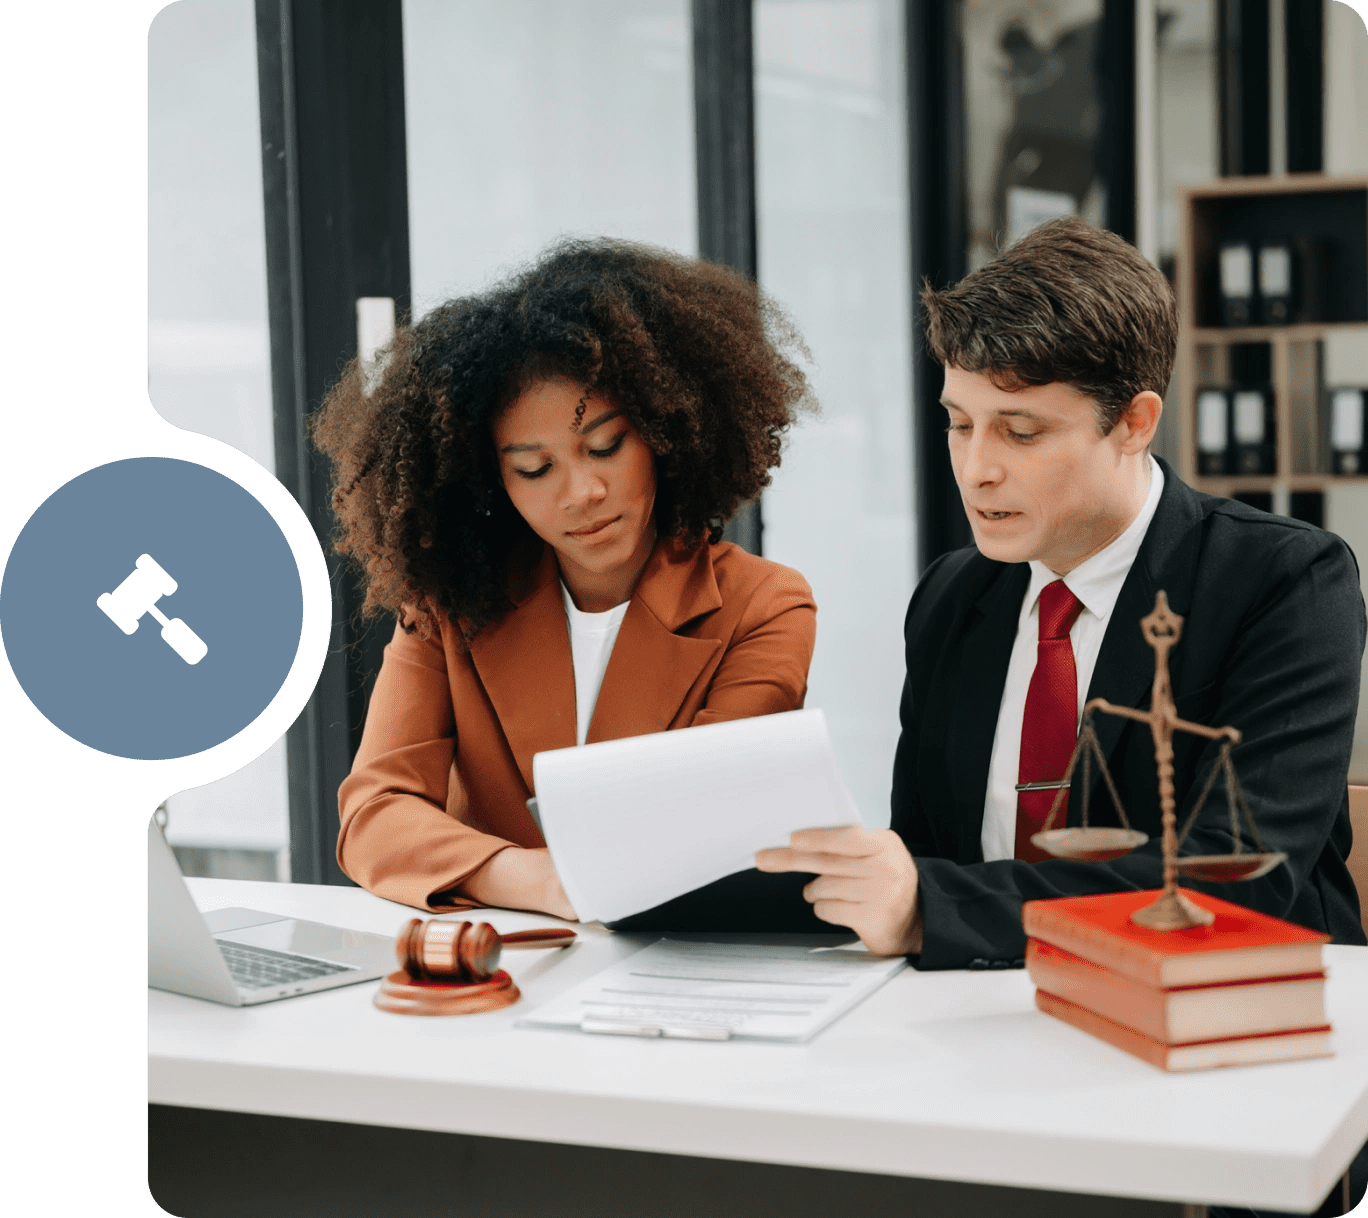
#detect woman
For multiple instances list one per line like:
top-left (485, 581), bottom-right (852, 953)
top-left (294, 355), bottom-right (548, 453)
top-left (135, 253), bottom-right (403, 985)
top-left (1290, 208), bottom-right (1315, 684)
top-left (311, 239), bottom-right (816, 920)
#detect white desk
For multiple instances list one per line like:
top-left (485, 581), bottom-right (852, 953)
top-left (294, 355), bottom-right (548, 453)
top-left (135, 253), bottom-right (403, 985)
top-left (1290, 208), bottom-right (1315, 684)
top-left (149, 878), bottom-right (1368, 1215)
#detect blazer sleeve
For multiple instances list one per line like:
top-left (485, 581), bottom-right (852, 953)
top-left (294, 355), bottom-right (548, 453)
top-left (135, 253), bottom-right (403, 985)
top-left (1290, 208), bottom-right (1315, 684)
top-left (890, 550), bottom-right (963, 859)
top-left (911, 528), bottom-right (1366, 970)
top-left (689, 564), bottom-right (817, 726)
top-left (335, 621), bottom-right (515, 911)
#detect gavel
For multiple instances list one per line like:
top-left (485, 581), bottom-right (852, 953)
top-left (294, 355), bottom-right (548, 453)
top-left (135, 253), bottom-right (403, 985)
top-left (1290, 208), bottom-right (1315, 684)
top-left (395, 917), bottom-right (577, 983)
top-left (96, 552), bottom-right (208, 665)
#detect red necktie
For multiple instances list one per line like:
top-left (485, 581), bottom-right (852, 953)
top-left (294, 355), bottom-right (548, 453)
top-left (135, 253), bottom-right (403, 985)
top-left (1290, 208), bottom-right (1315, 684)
top-left (1015, 580), bottom-right (1085, 862)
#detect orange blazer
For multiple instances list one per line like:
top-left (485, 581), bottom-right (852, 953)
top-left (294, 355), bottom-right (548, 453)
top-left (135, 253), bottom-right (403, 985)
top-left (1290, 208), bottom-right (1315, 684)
top-left (337, 536), bottom-right (817, 911)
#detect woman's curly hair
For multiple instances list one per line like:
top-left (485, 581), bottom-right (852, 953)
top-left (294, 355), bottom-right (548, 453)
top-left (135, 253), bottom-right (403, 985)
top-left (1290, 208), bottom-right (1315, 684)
top-left (310, 238), bottom-right (813, 639)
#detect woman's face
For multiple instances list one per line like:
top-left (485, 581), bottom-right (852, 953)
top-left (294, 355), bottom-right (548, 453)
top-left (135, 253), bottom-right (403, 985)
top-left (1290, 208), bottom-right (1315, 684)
top-left (494, 378), bottom-right (658, 599)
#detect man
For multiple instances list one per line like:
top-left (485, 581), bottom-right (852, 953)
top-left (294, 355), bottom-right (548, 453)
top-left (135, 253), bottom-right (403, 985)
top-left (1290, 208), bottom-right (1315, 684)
top-left (757, 217), bottom-right (1366, 970)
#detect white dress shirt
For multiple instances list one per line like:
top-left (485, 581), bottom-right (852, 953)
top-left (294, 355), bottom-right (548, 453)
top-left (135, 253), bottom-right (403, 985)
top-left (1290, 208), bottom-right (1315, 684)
top-left (561, 583), bottom-right (630, 747)
top-left (980, 456), bottom-right (1165, 862)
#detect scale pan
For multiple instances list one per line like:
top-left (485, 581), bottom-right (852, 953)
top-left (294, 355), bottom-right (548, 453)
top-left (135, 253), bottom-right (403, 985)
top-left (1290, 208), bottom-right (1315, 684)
top-left (1031, 827), bottom-right (1148, 861)
top-left (1174, 852), bottom-right (1287, 882)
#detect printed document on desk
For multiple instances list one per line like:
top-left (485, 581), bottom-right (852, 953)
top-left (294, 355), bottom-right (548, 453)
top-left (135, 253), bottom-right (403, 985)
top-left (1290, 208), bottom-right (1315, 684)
top-left (532, 708), bottom-right (861, 924)
top-left (518, 938), bottom-right (907, 1043)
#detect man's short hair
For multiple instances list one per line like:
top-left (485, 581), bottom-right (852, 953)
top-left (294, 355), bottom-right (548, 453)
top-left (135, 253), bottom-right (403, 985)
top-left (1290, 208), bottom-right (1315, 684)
top-left (921, 217), bottom-right (1177, 433)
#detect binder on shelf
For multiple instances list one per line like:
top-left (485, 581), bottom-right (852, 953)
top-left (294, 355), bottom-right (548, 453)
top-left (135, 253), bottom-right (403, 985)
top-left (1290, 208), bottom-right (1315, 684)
top-left (1232, 387), bottom-right (1275, 475)
top-left (1219, 241), bottom-right (1254, 326)
top-left (1228, 341), bottom-right (1271, 386)
top-left (1290, 235), bottom-right (1332, 323)
top-left (1256, 241), bottom-right (1293, 325)
top-left (1289, 491), bottom-right (1325, 528)
top-left (1196, 389), bottom-right (1230, 475)
top-left (1330, 388), bottom-right (1366, 475)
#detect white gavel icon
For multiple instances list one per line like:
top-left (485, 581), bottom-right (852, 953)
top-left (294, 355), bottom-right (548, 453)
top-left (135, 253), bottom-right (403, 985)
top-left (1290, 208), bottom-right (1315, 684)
top-left (97, 553), bottom-right (208, 665)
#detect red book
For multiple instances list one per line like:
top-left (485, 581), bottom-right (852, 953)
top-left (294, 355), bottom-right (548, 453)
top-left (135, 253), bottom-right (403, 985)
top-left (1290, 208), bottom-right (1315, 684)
top-left (1026, 938), bottom-right (1327, 1043)
top-left (1035, 989), bottom-right (1333, 1072)
top-left (1022, 889), bottom-right (1328, 988)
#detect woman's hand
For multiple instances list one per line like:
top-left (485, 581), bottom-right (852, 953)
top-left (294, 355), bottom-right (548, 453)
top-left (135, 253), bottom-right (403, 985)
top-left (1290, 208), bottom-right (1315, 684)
top-left (460, 847), bottom-right (578, 921)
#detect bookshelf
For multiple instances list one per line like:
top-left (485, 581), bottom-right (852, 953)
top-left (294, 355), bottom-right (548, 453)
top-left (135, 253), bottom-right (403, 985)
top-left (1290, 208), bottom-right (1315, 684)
top-left (1176, 174), bottom-right (1368, 505)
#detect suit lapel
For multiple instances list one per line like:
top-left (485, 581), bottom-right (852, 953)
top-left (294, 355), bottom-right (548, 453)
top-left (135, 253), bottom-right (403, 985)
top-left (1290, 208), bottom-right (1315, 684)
top-left (944, 562), bottom-right (1029, 859)
top-left (1076, 461), bottom-right (1204, 815)
top-left (468, 545), bottom-right (576, 791)
top-left (588, 539), bottom-right (722, 742)
top-left (470, 537), bottom-right (727, 787)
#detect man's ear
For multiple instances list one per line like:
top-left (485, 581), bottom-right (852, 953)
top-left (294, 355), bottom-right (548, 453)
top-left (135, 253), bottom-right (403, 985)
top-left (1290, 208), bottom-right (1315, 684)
top-left (1117, 390), bottom-right (1163, 453)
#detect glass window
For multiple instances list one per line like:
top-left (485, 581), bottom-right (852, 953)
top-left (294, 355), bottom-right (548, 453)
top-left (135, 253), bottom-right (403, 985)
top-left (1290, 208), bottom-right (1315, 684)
top-left (1151, 0), bottom-right (1219, 465)
top-left (756, 0), bottom-right (914, 827)
top-left (149, 0), bottom-right (274, 470)
top-left (1155, 0), bottom-right (1219, 273)
top-left (149, 0), bottom-right (288, 880)
top-left (403, 0), bottom-right (696, 316)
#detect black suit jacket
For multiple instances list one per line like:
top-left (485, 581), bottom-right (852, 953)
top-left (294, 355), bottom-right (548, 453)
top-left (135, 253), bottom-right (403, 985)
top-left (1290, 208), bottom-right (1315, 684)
top-left (893, 460), bottom-right (1367, 969)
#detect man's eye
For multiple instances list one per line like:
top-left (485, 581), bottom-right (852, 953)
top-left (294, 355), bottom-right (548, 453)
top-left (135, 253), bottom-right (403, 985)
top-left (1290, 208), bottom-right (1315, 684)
top-left (944, 422), bottom-right (970, 434)
top-left (590, 433), bottom-right (626, 458)
top-left (1008, 430), bottom-right (1040, 443)
top-left (514, 464), bottom-right (551, 480)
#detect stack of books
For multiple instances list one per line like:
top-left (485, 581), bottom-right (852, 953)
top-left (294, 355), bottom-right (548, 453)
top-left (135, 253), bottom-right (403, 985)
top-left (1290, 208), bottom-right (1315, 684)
top-left (1023, 889), bottom-right (1332, 1071)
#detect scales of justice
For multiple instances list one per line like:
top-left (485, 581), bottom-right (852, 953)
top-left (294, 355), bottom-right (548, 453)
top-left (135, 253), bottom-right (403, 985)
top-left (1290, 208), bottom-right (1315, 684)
top-left (1030, 590), bottom-right (1286, 931)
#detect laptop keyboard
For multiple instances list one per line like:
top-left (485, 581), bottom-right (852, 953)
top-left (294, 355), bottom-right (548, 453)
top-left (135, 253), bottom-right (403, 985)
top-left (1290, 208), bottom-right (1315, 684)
top-left (217, 940), bottom-right (357, 990)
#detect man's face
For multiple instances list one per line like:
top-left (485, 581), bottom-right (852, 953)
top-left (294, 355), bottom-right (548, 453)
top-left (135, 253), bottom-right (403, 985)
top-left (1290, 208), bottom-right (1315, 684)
top-left (942, 366), bottom-right (1143, 574)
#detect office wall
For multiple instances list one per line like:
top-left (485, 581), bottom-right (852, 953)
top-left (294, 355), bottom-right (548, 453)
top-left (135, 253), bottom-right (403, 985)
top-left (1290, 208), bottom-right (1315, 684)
top-left (755, 0), bottom-right (913, 827)
top-left (148, 0), bottom-right (288, 876)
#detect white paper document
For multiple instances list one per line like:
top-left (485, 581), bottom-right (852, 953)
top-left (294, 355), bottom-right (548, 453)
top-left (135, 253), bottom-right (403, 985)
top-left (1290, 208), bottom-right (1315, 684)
top-left (519, 938), bottom-right (907, 1043)
top-left (531, 708), bottom-right (861, 924)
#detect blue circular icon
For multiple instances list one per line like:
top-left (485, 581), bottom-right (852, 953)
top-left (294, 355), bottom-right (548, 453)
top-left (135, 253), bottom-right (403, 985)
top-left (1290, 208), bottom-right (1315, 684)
top-left (1, 458), bottom-right (304, 760)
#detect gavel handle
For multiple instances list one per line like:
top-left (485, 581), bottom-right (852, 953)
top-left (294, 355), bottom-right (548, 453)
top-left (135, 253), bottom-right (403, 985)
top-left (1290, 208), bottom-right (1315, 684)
top-left (500, 927), bottom-right (577, 949)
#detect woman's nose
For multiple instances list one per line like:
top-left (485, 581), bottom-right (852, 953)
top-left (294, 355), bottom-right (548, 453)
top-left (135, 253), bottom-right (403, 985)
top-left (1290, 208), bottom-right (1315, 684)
top-left (563, 462), bottom-right (608, 508)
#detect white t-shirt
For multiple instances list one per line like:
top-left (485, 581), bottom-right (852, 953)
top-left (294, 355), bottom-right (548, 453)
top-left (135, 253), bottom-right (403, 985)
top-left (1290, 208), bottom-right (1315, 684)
top-left (980, 456), bottom-right (1165, 862)
top-left (561, 583), bottom-right (630, 747)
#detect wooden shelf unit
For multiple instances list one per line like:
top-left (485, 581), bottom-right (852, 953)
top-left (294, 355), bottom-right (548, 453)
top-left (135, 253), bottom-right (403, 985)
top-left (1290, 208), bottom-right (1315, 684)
top-left (1176, 174), bottom-right (1368, 498)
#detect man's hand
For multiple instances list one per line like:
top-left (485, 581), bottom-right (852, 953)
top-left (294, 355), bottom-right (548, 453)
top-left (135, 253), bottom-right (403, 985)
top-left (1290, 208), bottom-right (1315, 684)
top-left (755, 826), bottom-right (922, 956)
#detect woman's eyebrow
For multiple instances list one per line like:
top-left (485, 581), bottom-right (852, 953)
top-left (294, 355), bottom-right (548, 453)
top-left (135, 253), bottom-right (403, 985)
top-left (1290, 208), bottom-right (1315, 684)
top-left (498, 407), bottom-right (626, 454)
top-left (577, 407), bottom-right (625, 436)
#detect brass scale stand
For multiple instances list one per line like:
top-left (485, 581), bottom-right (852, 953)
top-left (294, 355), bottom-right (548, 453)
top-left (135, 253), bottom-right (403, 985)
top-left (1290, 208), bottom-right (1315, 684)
top-left (1032, 591), bottom-right (1285, 930)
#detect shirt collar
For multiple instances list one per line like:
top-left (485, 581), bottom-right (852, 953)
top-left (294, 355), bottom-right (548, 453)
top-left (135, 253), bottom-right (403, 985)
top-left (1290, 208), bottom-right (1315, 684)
top-left (1023, 455), bottom-right (1164, 624)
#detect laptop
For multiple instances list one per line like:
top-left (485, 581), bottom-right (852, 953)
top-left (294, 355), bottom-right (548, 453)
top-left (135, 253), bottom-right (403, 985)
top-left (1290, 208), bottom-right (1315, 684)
top-left (148, 817), bottom-right (396, 1005)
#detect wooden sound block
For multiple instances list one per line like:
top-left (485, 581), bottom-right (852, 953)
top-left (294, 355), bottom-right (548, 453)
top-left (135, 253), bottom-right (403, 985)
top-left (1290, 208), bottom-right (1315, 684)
top-left (373, 969), bottom-right (520, 1016)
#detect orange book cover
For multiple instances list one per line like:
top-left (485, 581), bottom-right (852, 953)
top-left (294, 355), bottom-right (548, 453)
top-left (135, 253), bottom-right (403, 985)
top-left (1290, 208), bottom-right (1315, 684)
top-left (1025, 938), bottom-right (1327, 1043)
top-left (1022, 889), bottom-right (1328, 988)
top-left (1035, 989), bottom-right (1333, 1072)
